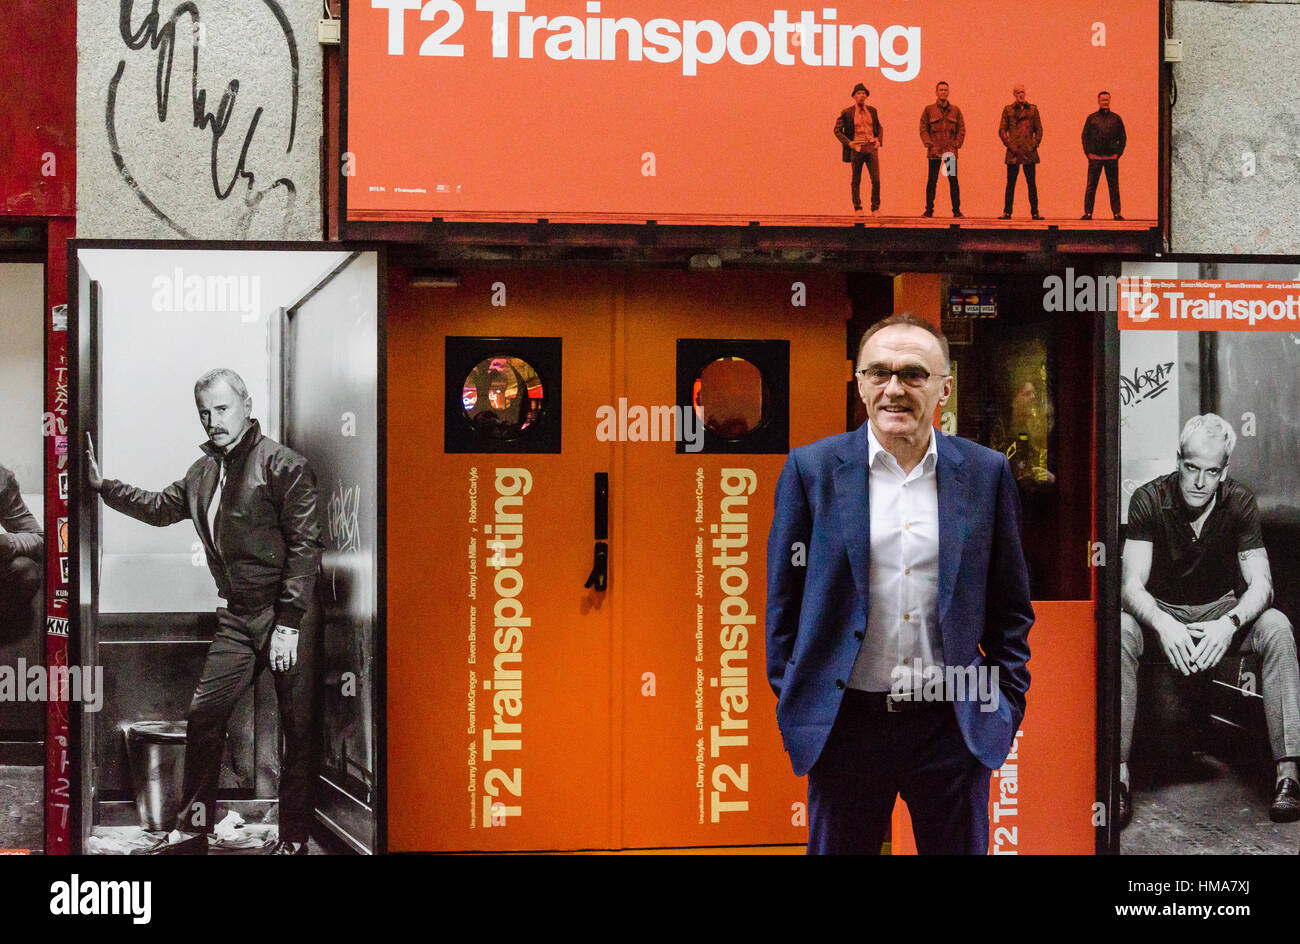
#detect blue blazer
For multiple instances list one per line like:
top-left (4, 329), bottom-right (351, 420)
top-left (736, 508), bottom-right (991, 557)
top-left (765, 424), bottom-right (1033, 776)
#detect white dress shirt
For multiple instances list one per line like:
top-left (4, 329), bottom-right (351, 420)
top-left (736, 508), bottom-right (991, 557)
top-left (847, 424), bottom-right (944, 693)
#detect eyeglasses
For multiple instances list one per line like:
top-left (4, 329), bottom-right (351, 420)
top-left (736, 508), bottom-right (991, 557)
top-left (855, 366), bottom-right (945, 387)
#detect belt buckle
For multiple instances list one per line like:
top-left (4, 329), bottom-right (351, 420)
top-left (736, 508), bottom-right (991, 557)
top-left (886, 694), bottom-right (902, 713)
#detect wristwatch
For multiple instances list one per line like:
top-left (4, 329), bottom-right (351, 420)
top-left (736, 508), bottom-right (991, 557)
top-left (1228, 613), bottom-right (1242, 630)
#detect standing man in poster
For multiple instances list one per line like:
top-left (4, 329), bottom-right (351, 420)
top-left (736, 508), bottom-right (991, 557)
top-left (834, 83), bottom-right (884, 215)
top-left (999, 84), bottom-right (1044, 220)
top-left (1120, 414), bottom-right (1300, 827)
top-left (0, 463), bottom-right (43, 631)
top-left (86, 368), bottom-right (323, 855)
top-left (919, 81), bottom-right (965, 218)
top-left (766, 314), bottom-right (1033, 854)
top-left (1080, 91), bottom-right (1126, 220)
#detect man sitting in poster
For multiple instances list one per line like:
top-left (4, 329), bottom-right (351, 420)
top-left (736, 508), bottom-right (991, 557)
top-left (0, 463), bottom-right (43, 632)
top-left (1120, 413), bottom-right (1300, 827)
top-left (86, 368), bottom-right (323, 855)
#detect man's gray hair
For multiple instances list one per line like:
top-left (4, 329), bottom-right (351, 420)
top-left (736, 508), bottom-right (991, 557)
top-left (194, 368), bottom-right (250, 402)
top-left (1178, 413), bottom-right (1236, 464)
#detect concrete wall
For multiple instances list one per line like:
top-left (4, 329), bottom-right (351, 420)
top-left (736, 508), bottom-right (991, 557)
top-left (1172, 1), bottom-right (1300, 254)
top-left (77, 0), bottom-right (322, 240)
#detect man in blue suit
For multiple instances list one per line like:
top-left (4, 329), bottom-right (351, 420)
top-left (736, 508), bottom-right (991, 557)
top-left (766, 313), bottom-right (1033, 854)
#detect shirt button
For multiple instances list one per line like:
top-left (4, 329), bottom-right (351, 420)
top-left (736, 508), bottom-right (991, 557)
top-left (854, 631), bottom-right (864, 640)
top-left (835, 679), bottom-right (846, 690)
top-left (905, 568), bottom-right (911, 575)
top-left (903, 613), bottom-right (911, 621)
top-left (904, 523), bottom-right (911, 530)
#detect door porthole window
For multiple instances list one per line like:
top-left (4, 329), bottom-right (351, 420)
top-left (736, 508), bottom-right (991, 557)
top-left (692, 356), bottom-right (766, 439)
top-left (461, 355), bottom-right (545, 439)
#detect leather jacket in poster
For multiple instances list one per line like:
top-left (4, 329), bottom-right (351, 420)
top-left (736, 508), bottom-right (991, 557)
top-left (100, 419), bottom-right (323, 629)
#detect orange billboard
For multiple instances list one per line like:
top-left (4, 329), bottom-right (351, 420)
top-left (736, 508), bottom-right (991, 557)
top-left (345, 0), bottom-right (1159, 226)
top-left (1120, 278), bottom-right (1300, 331)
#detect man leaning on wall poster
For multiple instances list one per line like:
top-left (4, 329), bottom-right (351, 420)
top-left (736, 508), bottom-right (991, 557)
top-left (766, 313), bottom-right (1033, 854)
top-left (86, 368), bottom-right (324, 855)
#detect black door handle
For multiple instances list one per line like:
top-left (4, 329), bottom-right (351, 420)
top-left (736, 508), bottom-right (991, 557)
top-left (586, 473), bottom-right (609, 591)
top-left (585, 541), bottom-right (608, 592)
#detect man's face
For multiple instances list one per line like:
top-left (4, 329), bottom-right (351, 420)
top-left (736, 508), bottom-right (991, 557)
top-left (853, 90), bottom-right (867, 107)
top-left (857, 326), bottom-right (952, 444)
top-left (936, 83), bottom-right (949, 104)
top-left (1098, 93), bottom-right (1111, 112)
top-left (1013, 86), bottom-right (1027, 104)
top-left (196, 380), bottom-right (252, 450)
top-left (1177, 433), bottom-right (1228, 509)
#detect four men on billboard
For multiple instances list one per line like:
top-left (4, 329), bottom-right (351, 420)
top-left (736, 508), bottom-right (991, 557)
top-left (1120, 414), bottom-right (1300, 828)
top-left (832, 84), bottom-right (1130, 221)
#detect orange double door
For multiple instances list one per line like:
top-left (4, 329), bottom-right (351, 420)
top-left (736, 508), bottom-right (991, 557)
top-left (387, 269), bottom-right (846, 851)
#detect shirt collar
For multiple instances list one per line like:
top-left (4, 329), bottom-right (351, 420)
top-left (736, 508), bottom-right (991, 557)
top-left (866, 422), bottom-right (938, 472)
top-left (201, 418), bottom-right (261, 461)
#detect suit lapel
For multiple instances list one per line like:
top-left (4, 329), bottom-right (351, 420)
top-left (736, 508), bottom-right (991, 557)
top-left (832, 426), bottom-right (873, 605)
top-left (935, 432), bottom-right (972, 626)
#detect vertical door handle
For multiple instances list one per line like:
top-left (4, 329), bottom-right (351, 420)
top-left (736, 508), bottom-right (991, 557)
top-left (585, 473), bottom-right (609, 591)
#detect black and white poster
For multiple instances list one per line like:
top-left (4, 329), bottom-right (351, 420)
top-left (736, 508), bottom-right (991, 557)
top-left (70, 244), bottom-right (383, 855)
top-left (1118, 262), bottom-right (1300, 854)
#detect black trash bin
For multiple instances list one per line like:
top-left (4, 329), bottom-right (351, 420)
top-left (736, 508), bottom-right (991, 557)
top-left (122, 721), bottom-right (187, 832)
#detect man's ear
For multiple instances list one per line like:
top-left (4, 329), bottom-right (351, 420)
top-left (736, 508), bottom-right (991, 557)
top-left (936, 376), bottom-right (954, 407)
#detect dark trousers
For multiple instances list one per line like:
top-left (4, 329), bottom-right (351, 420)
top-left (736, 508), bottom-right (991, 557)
top-left (1003, 163), bottom-right (1038, 214)
top-left (925, 157), bottom-right (960, 213)
top-left (175, 603), bottom-right (320, 842)
top-left (1084, 158), bottom-right (1121, 215)
top-left (0, 557), bottom-right (40, 632)
top-left (850, 148), bottom-right (881, 211)
top-left (806, 689), bottom-right (991, 854)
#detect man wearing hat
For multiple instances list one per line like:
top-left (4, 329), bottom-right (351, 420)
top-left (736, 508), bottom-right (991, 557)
top-left (834, 83), bottom-right (884, 215)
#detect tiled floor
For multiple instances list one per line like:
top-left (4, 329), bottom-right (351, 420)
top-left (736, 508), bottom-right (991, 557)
top-left (1123, 751), bottom-right (1299, 854)
top-left (0, 765), bottom-right (43, 854)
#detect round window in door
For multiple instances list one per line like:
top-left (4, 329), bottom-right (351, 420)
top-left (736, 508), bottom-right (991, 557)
top-left (676, 338), bottom-right (788, 454)
top-left (692, 356), bottom-right (766, 439)
top-left (460, 355), bottom-right (545, 439)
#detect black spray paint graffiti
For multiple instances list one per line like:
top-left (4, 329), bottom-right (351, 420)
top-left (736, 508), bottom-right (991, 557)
top-left (326, 482), bottom-right (362, 600)
top-left (1119, 361), bottom-right (1174, 408)
top-left (106, 0), bottom-right (300, 237)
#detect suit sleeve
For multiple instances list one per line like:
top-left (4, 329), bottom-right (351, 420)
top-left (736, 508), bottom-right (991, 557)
top-left (954, 107), bottom-right (966, 150)
top-left (1032, 107), bottom-right (1043, 148)
top-left (100, 477), bottom-right (190, 528)
top-left (0, 468), bottom-right (43, 562)
top-left (833, 111), bottom-right (852, 148)
top-left (1116, 115), bottom-right (1126, 157)
top-left (919, 109), bottom-right (932, 149)
top-left (998, 108), bottom-right (1011, 147)
top-left (766, 449), bottom-right (812, 701)
top-left (982, 455), bottom-right (1034, 728)
top-left (271, 455), bottom-right (324, 631)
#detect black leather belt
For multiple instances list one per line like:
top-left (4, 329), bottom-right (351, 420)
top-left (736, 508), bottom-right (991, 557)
top-left (857, 691), bottom-right (946, 714)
